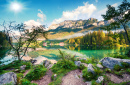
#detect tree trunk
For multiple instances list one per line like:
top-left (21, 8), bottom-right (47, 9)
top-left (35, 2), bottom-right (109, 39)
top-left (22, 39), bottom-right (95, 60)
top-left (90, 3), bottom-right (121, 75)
top-left (17, 51), bottom-right (21, 61)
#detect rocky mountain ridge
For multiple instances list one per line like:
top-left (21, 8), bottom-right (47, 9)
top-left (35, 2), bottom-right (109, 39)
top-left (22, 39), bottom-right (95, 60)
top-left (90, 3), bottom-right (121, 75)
top-left (48, 18), bottom-right (114, 30)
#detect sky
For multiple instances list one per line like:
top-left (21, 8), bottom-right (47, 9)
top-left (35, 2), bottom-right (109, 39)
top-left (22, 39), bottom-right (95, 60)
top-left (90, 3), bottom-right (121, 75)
top-left (0, 0), bottom-right (129, 29)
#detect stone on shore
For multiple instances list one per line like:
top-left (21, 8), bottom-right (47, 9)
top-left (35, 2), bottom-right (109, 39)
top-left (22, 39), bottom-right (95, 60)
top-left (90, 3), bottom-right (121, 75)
top-left (0, 72), bottom-right (17, 85)
top-left (87, 64), bottom-right (95, 74)
top-left (100, 57), bottom-right (130, 69)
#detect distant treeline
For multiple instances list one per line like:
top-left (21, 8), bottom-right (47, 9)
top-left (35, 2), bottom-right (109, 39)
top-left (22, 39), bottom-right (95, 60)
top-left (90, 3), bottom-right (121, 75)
top-left (0, 31), bottom-right (11, 48)
top-left (65, 30), bottom-right (130, 46)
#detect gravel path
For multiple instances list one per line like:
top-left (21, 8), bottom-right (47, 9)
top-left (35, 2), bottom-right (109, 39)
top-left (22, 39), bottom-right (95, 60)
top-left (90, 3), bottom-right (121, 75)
top-left (61, 69), bottom-right (87, 85)
top-left (31, 70), bottom-right (53, 85)
top-left (106, 73), bottom-right (130, 83)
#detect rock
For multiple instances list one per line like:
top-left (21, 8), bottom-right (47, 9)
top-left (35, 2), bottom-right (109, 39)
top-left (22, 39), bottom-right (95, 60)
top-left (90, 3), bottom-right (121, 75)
top-left (74, 74), bottom-right (79, 79)
top-left (54, 74), bottom-right (57, 79)
top-left (96, 76), bottom-right (104, 83)
top-left (47, 64), bottom-right (53, 69)
top-left (96, 64), bottom-right (103, 69)
top-left (87, 64), bottom-right (95, 74)
top-left (0, 72), bottom-right (17, 85)
top-left (100, 57), bottom-right (130, 69)
top-left (85, 81), bottom-right (91, 85)
top-left (78, 58), bottom-right (87, 61)
top-left (82, 63), bottom-right (88, 67)
top-left (74, 61), bottom-right (81, 67)
top-left (30, 59), bottom-right (37, 64)
top-left (14, 69), bottom-right (19, 72)
top-left (20, 65), bottom-right (26, 70)
top-left (44, 60), bottom-right (51, 67)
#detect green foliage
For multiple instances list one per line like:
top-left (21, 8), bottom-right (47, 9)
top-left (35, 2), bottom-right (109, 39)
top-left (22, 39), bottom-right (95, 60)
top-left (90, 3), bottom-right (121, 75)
top-left (25, 65), bottom-right (47, 81)
top-left (83, 67), bottom-right (103, 81)
top-left (20, 79), bottom-right (37, 85)
top-left (114, 64), bottom-right (122, 71)
top-left (78, 64), bottom-right (86, 70)
top-left (17, 73), bottom-right (24, 84)
top-left (51, 60), bottom-right (77, 74)
top-left (121, 62), bottom-right (130, 68)
top-left (0, 60), bottom-right (32, 73)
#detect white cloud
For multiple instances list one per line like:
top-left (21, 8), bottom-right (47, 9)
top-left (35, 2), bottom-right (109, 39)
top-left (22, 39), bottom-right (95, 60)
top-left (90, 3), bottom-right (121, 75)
top-left (37, 9), bottom-right (46, 22)
top-left (92, 3), bottom-right (118, 21)
top-left (95, 0), bottom-right (98, 3)
top-left (24, 20), bottom-right (41, 28)
top-left (52, 2), bottom-right (97, 24)
top-left (24, 9), bottom-right (46, 28)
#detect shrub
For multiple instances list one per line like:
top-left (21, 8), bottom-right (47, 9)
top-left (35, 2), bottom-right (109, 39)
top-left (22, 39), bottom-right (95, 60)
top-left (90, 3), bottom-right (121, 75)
top-left (21, 79), bottom-right (37, 85)
top-left (121, 62), bottom-right (130, 68)
top-left (25, 65), bottom-right (47, 81)
top-left (83, 68), bottom-right (96, 81)
top-left (83, 67), bottom-right (103, 81)
top-left (52, 60), bottom-right (77, 74)
top-left (114, 64), bottom-right (122, 71)
top-left (17, 73), bottom-right (24, 84)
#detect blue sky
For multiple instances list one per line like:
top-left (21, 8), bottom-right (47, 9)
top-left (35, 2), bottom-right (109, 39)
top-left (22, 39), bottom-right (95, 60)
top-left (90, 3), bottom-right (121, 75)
top-left (0, 0), bottom-right (128, 28)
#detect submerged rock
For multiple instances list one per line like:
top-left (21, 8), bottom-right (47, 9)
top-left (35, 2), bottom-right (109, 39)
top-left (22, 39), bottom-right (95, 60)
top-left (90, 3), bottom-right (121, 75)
top-left (100, 57), bottom-right (130, 69)
top-left (96, 76), bottom-right (104, 83)
top-left (87, 64), bottom-right (95, 74)
top-left (74, 61), bottom-right (81, 66)
top-left (0, 72), bottom-right (17, 85)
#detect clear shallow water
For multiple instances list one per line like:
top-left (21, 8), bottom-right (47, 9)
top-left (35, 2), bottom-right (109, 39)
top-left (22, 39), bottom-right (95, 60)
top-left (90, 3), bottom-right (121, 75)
top-left (1, 45), bottom-right (130, 65)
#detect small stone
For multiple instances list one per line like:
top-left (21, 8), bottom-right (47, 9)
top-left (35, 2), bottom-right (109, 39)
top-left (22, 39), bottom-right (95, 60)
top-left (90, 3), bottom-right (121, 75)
top-left (74, 74), bottom-right (79, 79)
top-left (96, 64), bottom-right (103, 69)
top-left (85, 81), bottom-right (91, 85)
top-left (14, 69), bottom-right (19, 72)
top-left (74, 61), bottom-right (81, 67)
top-left (87, 64), bottom-right (95, 74)
top-left (20, 65), bottom-right (26, 70)
top-left (44, 60), bottom-right (51, 67)
top-left (47, 64), bottom-right (53, 69)
top-left (54, 74), bottom-right (57, 79)
top-left (96, 76), bottom-right (104, 83)
top-left (78, 58), bottom-right (87, 61)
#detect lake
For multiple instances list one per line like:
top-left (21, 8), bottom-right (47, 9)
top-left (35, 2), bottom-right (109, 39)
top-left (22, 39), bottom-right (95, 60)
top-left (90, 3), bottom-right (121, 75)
top-left (0, 45), bottom-right (130, 65)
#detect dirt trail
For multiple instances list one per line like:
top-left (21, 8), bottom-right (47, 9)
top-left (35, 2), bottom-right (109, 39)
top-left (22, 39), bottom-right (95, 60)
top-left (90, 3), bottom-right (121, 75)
top-left (31, 70), bottom-right (53, 85)
top-left (106, 73), bottom-right (130, 83)
top-left (61, 69), bottom-right (87, 85)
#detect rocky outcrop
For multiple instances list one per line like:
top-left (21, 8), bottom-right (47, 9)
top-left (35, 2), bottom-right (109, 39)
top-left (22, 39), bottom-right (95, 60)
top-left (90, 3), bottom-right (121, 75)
top-left (0, 72), bottom-right (17, 85)
top-left (100, 57), bottom-right (130, 69)
top-left (87, 64), bottom-right (95, 74)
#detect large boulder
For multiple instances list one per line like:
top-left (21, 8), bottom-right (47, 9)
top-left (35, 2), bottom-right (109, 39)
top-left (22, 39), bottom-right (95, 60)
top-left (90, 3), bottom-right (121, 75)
top-left (87, 64), bottom-right (95, 74)
top-left (100, 57), bottom-right (130, 69)
top-left (74, 61), bottom-right (81, 67)
top-left (0, 72), bottom-right (17, 85)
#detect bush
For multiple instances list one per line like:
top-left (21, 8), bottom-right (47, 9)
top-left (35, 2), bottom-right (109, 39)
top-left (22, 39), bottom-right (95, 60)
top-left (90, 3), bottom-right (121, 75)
top-left (21, 79), bottom-right (37, 85)
top-left (83, 67), bottom-right (103, 81)
top-left (25, 65), bottom-right (47, 81)
top-left (83, 68), bottom-right (96, 81)
top-left (17, 73), bottom-right (24, 84)
top-left (52, 60), bottom-right (77, 74)
top-left (121, 62), bottom-right (130, 68)
top-left (114, 64), bottom-right (122, 71)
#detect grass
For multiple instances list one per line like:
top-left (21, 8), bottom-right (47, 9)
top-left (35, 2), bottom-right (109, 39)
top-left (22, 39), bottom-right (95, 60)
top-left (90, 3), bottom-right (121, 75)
top-left (25, 65), bottom-right (47, 81)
